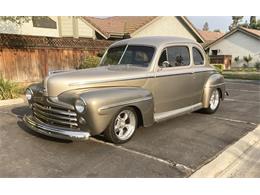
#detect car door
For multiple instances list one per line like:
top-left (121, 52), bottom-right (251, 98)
top-left (153, 45), bottom-right (195, 113)
top-left (190, 46), bottom-right (213, 104)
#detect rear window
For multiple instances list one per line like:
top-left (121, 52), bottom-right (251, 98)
top-left (193, 47), bottom-right (204, 65)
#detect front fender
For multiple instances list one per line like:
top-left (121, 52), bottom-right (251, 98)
top-left (79, 87), bottom-right (154, 135)
top-left (202, 73), bottom-right (225, 108)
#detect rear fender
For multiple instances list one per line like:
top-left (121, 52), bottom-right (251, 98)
top-left (202, 73), bottom-right (225, 108)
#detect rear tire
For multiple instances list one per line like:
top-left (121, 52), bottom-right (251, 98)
top-left (201, 89), bottom-right (221, 114)
top-left (104, 107), bottom-right (137, 144)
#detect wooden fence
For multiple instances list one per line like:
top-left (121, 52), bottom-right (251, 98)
top-left (0, 34), bottom-right (112, 82)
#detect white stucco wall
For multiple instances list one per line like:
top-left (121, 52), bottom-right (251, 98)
top-left (132, 17), bottom-right (196, 41)
top-left (0, 16), bottom-right (60, 37)
top-left (209, 31), bottom-right (260, 67)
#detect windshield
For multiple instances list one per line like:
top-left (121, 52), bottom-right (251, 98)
top-left (100, 45), bottom-right (155, 67)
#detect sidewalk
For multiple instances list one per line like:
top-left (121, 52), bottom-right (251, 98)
top-left (190, 125), bottom-right (260, 178)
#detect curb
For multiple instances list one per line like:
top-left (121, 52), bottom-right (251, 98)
top-left (190, 124), bottom-right (260, 178)
top-left (225, 78), bottom-right (260, 84)
top-left (0, 98), bottom-right (25, 107)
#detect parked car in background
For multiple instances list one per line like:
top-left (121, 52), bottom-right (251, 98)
top-left (24, 36), bottom-right (226, 144)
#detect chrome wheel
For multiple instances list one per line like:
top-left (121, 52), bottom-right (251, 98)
top-left (209, 89), bottom-right (220, 111)
top-left (114, 110), bottom-right (137, 141)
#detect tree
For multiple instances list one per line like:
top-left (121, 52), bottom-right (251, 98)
top-left (203, 22), bottom-right (209, 31)
top-left (250, 16), bottom-right (257, 25)
top-left (248, 16), bottom-right (260, 30)
top-left (229, 16), bottom-right (243, 31)
top-left (0, 16), bottom-right (31, 25)
top-left (213, 29), bottom-right (221, 32)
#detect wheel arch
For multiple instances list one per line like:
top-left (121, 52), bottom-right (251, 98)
top-left (202, 73), bottom-right (225, 108)
top-left (78, 87), bottom-right (154, 135)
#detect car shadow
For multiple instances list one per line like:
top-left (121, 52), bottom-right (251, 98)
top-left (12, 105), bottom-right (104, 144)
top-left (11, 105), bottom-right (30, 119)
top-left (13, 105), bottom-right (72, 144)
top-left (17, 120), bottom-right (72, 143)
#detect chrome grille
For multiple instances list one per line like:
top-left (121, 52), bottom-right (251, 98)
top-left (32, 103), bottom-right (78, 129)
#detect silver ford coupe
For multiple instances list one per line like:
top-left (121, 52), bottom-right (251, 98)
top-left (24, 36), bottom-right (226, 144)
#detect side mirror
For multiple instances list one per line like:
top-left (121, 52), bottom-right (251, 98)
top-left (162, 61), bottom-right (170, 68)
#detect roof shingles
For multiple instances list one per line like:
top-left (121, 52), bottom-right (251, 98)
top-left (83, 16), bottom-right (157, 38)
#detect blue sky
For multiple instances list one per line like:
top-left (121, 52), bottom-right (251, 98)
top-left (188, 16), bottom-right (259, 32)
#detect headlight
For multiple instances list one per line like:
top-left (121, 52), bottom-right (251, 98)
top-left (25, 88), bottom-right (33, 101)
top-left (75, 98), bottom-right (86, 113)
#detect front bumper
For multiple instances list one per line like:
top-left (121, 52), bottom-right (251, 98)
top-left (23, 113), bottom-right (90, 141)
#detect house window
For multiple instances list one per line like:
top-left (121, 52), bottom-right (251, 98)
top-left (32, 16), bottom-right (57, 29)
top-left (212, 50), bottom-right (218, 56)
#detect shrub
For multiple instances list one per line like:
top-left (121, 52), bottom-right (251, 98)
top-left (255, 61), bottom-right (260, 71)
top-left (78, 55), bottom-right (101, 69)
top-left (243, 55), bottom-right (253, 67)
top-left (212, 64), bottom-right (224, 73)
top-left (234, 56), bottom-right (240, 64)
top-left (0, 76), bottom-right (21, 100)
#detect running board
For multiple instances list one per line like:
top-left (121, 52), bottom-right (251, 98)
top-left (154, 103), bottom-right (203, 122)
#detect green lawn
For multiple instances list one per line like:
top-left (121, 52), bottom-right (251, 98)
top-left (222, 71), bottom-right (260, 80)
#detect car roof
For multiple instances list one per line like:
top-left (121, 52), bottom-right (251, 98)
top-left (110, 36), bottom-right (198, 48)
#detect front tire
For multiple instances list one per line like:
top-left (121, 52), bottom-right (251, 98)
top-left (201, 89), bottom-right (221, 114)
top-left (104, 107), bottom-right (137, 144)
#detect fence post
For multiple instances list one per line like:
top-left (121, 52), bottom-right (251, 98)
top-left (44, 49), bottom-right (48, 76)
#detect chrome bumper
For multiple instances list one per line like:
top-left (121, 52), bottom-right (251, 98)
top-left (23, 113), bottom-right (90, 141)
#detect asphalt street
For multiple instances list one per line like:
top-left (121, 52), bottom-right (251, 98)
top-left (0, 79), bottom-right (259, 177)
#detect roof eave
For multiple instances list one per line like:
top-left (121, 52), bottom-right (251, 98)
top-left (180, 16), bottom-right (205, 43)
top-left (205, 27), bottom-right (260, 49)
top-left (80, 17), bottom-right (109, 39)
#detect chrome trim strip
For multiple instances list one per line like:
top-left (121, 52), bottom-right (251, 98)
top-left (69, 75), bottom-right (153, 86)
top-left (205, 83), bottom-right (225, 88)
top-left (34, 103), bottom-right (77, 117)
top-left (69, 70), bottom-right (214, 86)
top-left (34, 111), bottom-right (78, 127)
top-left (98, 96), bottom-right (153, 112)
top-left (23, 113), bottom-right (90, 140)
top-left (154, 103), bottom-right (203, 122)
top-left (33, 107), bottom-right (77, 122)
top-left (156, 72), bottom-right (192, 78)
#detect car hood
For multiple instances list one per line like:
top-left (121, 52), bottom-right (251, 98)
top-left (44, 65), bottom-right (151, 97)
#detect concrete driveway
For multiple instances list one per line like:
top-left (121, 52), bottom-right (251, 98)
top-left (0, 79), bottom-right (259, 177)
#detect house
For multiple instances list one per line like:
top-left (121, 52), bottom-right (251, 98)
top-left (82, 16), bottom-right (205, 43)
top-left (197, 30), bottom-right (224, 48)
top-left (0, 16), bottom-right (96, 38)
top-left (205, 27), bottom-right (260, 68)
top-left (0, 16), bottom-right (205, 43)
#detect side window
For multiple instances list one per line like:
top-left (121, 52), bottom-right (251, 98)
top-left (158, 50), bottom-right (167, 67)
top-left (167, 46), bottom-right (190, 67)
top-left (193, 47), bottom-right (204, 65)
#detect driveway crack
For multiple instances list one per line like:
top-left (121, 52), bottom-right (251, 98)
top-left (90, 137), bottom-right (194, 175)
